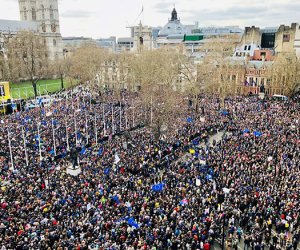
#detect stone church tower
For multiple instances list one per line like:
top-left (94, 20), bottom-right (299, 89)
top-left (18, 0), bottom-right (63, 59)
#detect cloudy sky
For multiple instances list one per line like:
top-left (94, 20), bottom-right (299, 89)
top-left (1, 0), bottom-right (299, 38)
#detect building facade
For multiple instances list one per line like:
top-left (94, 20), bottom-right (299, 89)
top-left (131, 22), bottom-right (153, 52)
top-left (18, 0), bottom-right (63, 59)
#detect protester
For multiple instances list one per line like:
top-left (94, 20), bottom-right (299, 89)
top-left (0, 88), bottom-right (299, 250)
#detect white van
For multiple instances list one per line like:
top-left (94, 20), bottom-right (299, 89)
top-left (272, 94), bottom-right (288, 101)
top-left (35, 96), bottom-right (53, 107)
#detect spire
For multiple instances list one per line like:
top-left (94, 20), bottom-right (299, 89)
top-left (171, 7), bottom-right (178, 21)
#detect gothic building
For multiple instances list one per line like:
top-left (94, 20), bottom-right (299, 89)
top-left (0, 0), bottom-right (63, 60)
top-left (18, 0), bottom-right (63, 59)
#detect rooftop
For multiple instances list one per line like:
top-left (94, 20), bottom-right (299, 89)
top-left (0, 19), bottom-right (38, 33)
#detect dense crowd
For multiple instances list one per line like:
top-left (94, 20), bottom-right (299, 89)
top-left (0, 89), bottom-right (299, 250)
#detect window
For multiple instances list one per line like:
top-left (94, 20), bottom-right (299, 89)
top-left (51, 24), bottom-right (56, 33)
top-left (41, 5), bottom-right (45, 19)
top-left (139, 37), bottom-right (143, 45)
top-left (260, 52), bottom-right (266, 57)
top-left (283, 34), bottom-right (290, 42)
top-left (42, 23), bottom-right (46, 32)
top-left (24, 7), bottom-right (27, 20)
top-left (32, 8), bottom-right (36, 20)
top-left (248, 45), bottom-right (251, 50)
top-left (53, 39), bottom-right (56, 46)
top-left (244, 45), bottom-right (247, 50)
top-left (50, 5), bottom-right (54, 20)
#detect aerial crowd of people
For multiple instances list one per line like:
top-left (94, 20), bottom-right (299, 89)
top-left (0, 87), bottom-right (299, 250)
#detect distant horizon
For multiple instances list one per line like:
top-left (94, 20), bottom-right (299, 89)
top-left (0, 0), bottom-right (299, 39)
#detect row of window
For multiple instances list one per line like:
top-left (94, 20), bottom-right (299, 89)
top-left (43, 39), bottom-right (57, 47)
top-left (23, 5), bottom-right (55, 21)
top-left (41, 23), bottom-right (57, 33)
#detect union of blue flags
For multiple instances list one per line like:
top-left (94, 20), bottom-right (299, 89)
top-left (127, 217), bottom-right (140, 229)
top-left (187, 117), bottom-right (193, 123)
top-left (151, 182), bottom-right (165, 192)
top-left (253, 131), bottom-right (262, 137)
top-left (98, 148), bottom-right (103, 156)
top-left (104, 167), bottom-right (111, 175)
top-left (80, 146), bottom-right (86, 155)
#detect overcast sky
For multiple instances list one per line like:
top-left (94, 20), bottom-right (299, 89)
top-left (1, 0), bottom-right (299, 38)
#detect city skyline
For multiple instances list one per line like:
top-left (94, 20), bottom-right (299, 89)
top-left (1, 0), bottom-right (299, 38)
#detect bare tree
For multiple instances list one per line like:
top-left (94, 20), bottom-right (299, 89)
top-left (271, 54), bottom-right (300, 96)
top-left (51, 56), bottom-right (72, 90)
top-left (129, 48), bottom-right (187, 137)
top-left (197, 36), bottom-right (241, 106)
top-left (5, 31), bottom-right (49, 97)
top-left (69, 43), bottom-right (108, 93)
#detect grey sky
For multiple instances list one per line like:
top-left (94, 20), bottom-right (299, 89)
top-left (0, 0), bottom-right (299, 38)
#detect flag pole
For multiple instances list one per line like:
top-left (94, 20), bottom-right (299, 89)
top-left (132, 100), bottom-right (135, 128)
top-left (119, 101), bottom-right (122, 131)
top-left (102, 104), bottom-right (106, 135)
top-left (151, 96), bottom-right (153, 126)
top-left (66, 121), bottom-right (69, 151)
top-left (21, 126), bottom-right (29, 167)
top-left (125, 107), bottom-right (128, 129)
top-left (95, 115), bottom-right (98, 146)
top-left (85, 111), bottom-right (88, 145)
top-left (51, 118), bottom-right (56, 156)
top-left (112, 104), bottom-right (114, 135)
top-left (7, 127), bottom-right (14, 170)
top-left (74, 114), bottom-right (78, 145)
top-left (37, 124), bottom-right (42, 162)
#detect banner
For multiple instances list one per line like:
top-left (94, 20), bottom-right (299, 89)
top-left (0, 82), bottom-right (10, 101)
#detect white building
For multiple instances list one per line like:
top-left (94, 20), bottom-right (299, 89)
top-left (117, 37), bottom-right (134, 52)
top-left (96, 37), bottom-right (117, 52)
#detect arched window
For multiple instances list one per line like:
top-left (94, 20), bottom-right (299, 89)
top-left (42, 23), bottom-right (46, 32)
top-left (53, 39), bottom-right (56, 47)
top-left (23, 7), bottom-right (27, 20)
top-left (50, 5), bottom-right (54, 20)
top-left (41, 5), bottom-right (45, 19)
top-left (32, 8), bottom-right (36, 20)
top-left (51, 24), bottom-right (56, 33)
